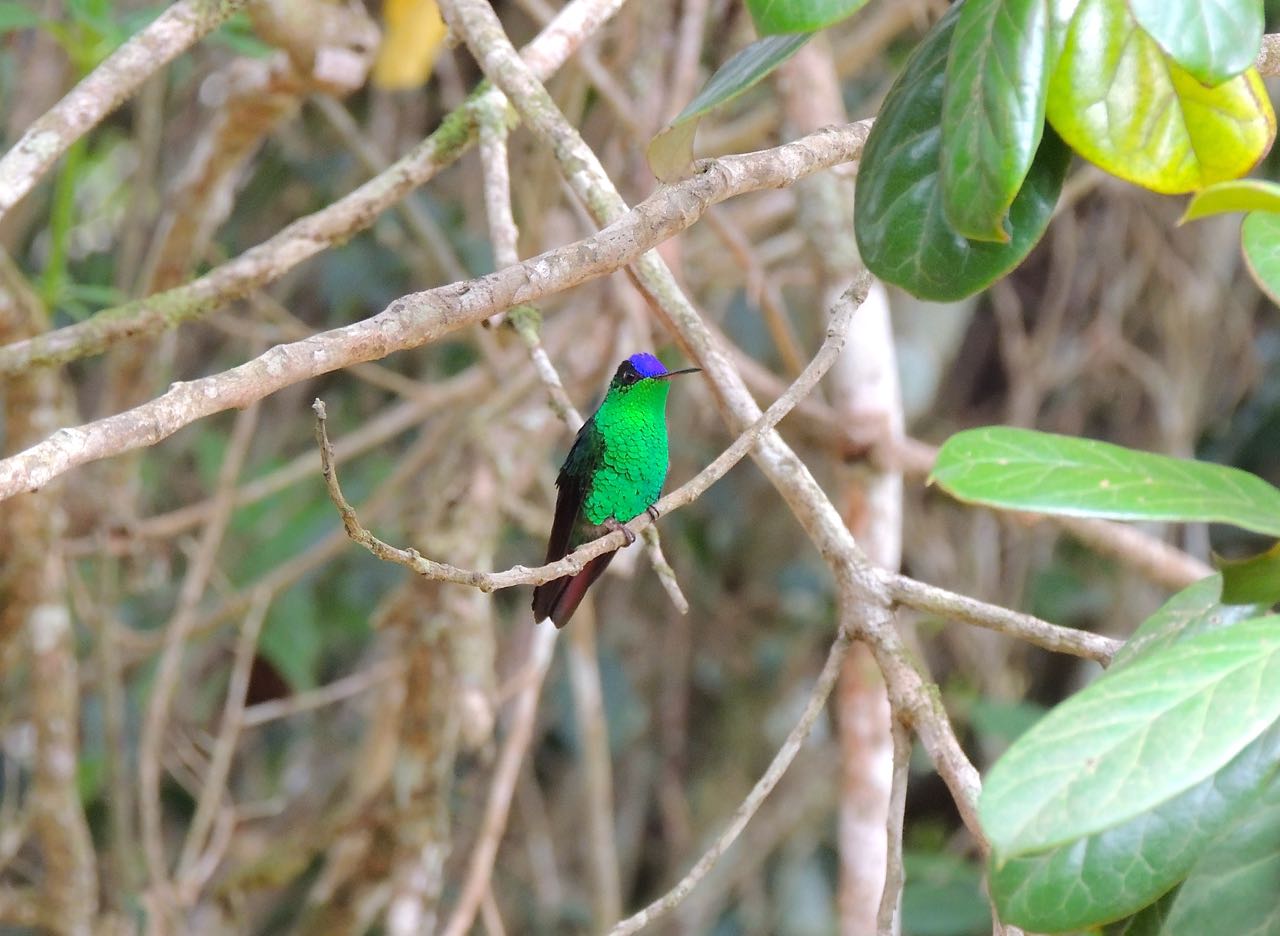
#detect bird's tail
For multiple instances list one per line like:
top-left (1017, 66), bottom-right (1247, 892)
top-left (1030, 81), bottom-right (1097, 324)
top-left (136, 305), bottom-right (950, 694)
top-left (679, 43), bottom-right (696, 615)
top-left (531, 553), bottom-right (615, 628)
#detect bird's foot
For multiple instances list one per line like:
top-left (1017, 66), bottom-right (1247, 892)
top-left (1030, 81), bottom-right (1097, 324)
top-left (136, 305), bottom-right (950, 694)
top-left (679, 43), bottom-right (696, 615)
top-left (605, 517), bottom-right (636, 546)
top-left (646, 504), bottom-right (661, 522)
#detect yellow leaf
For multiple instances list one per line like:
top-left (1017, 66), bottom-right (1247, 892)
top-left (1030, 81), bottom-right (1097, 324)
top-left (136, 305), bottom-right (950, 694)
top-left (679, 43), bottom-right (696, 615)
top-left (373, 0), bottom-right (448, 91)
top-left (1045, 0), bottom-right (1275, 195)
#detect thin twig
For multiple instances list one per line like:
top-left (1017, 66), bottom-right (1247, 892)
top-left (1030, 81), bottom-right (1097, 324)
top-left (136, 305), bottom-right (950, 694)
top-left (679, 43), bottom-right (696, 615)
top-left (176, 588), bottom-right (273, 888)
top-left (439, 624), bottom-right (559, 936)
top-left (567, 607), bottom-right (622, 928)
top-left (241, 659), bottom-right (406, 727)
top-left (138, 402), bottom-right (261, 912)
top-left (607, 626), bottom-right (854, 935)
top-left (877, 716), bottom-right (910, 936)
top-left (640, 525), bottom-right (690, 614)
top-left (886, 574), bottom-right (1120, 665)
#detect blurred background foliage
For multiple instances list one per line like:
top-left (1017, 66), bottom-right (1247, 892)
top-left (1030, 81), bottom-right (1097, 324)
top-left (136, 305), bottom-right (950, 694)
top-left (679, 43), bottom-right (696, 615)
top-left (3, 0), bottom-right (1280, 933)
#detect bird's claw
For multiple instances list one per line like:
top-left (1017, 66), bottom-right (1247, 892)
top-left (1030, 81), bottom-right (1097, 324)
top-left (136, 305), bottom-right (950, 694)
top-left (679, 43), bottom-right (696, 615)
top-left (646, 505), bottom-right (660, 522)
top-left (605, 517), bottom-right (636, 546)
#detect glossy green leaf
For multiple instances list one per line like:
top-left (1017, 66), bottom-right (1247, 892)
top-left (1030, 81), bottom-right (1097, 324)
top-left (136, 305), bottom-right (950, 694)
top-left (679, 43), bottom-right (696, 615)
top-left (1046, 0), bottom-right (1274, 194)
top-left (931, 427), bottom-right (1280, 537)
top-left (991, 720), bottom-right (1280, 931)
top-left (1216, 541), bottom-right (1280, 605)
top-left (1110, 574), bottom-right (1266, 671)
top-left (941, 0), bottom-right (1050, 242)
top-left (647, 33), bottom-right (811, 182)
top-left (1242, 210), bottom-right (1280, 306)
top-left (1161, 768), bottom-right (1280, 935)
top-left (980, 616), bottom-right (1280, 858)
top-left (1129, 0), bottom-right (1262, 86)
top-left (1180, 179), bottom-right (1280, 222)
top-left (854, 5), bottom-right (1070, 300)
top-left (745, 0), bottom-right (870, 34)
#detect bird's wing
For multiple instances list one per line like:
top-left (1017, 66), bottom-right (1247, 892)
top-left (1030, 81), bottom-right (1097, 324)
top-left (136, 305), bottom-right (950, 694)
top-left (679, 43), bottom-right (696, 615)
top-left (543, 417), bottom-right (603, 563)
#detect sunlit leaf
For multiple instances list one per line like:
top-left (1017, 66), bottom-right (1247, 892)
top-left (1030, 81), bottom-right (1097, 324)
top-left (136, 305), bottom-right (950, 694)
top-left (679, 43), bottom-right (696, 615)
top-left (1215, 540), bottom-right (1280, 606)
top-left (1111, 574), bottom-right (1266, 671)
top-left (1046, 0), bottom-right (1274, 194)
top-left (981, 616), bottom-right (1280, 858)
top-left (854, 5), bottom-right (1069, 300)
top-left (745, 0), bottom-right (870, 34)
top-left (1129, 0), bottom-right (1263, 86)
top-left (1181, 179), bottom-right (1280, 223)
top-left (647, 33), bottom-right (811, 183)
top-left (1242, 210), bottom-right (1280, 305)
top-left (931, 427), bottom-right (1280, 537)
top-left (941, 0), bottom-right (1050, 242)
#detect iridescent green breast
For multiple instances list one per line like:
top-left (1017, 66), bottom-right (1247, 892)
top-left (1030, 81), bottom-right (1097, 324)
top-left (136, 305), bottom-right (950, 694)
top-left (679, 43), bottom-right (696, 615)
top-left (580, 381), bottom-right (671, 526)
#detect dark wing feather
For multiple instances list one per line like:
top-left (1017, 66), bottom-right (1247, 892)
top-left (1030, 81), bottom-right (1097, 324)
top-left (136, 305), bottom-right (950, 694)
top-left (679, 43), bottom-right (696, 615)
top-left (535, 553), bottom-right (616, 628)
top-left (532, 418), bottom-right (605, 626)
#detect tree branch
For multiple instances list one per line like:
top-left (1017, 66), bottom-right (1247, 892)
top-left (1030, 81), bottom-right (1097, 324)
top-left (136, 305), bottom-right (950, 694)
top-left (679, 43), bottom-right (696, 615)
top-left (0, 119), bottom-right (870, 502)
top-left (0, 0), bottom-right (251, 222)
top-left (0, 0), bottom-right (629, 375)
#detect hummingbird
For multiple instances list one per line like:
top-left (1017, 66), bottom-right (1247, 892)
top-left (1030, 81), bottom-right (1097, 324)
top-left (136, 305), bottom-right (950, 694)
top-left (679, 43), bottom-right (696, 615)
top-left (532, 353), bottom-right (699, 628)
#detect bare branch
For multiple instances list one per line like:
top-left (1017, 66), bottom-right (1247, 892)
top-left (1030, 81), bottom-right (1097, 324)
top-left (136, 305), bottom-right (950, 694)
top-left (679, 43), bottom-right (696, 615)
top-left (877, 716), bottom-right (910, 936)
top-left (0, 120), bottom-right (870, 501)
top-left (886, 573), bottom-right (1121, 665)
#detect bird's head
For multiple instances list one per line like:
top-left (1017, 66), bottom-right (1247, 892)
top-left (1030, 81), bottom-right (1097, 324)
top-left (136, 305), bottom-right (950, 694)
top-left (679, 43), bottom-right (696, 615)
top-left (608, 353), bottom-right (700, 395)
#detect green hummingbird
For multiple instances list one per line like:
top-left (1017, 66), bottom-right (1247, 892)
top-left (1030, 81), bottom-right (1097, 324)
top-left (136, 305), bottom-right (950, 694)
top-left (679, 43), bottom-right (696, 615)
top-left (532, 353), bottom-right (699, 628)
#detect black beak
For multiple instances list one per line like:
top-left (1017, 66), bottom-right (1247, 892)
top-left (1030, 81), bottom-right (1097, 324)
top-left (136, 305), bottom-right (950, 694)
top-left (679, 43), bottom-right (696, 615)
top-left (657, 367), bottom-right (701, 380)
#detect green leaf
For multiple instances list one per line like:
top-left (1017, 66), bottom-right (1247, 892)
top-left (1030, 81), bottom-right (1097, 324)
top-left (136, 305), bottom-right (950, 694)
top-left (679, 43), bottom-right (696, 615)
top-left (931, 427), bottom-right (1280, 537)
top-left (1045, 0), bottom-right (1274, 194)
top-left (940, 0), bottom-right (1050, 242)
top-left (989, 718), bottom-right (1280, 931)
top-left (1216, 541), bottom-right (1280, 606)
top-left (1242, 210), bottom-right (1280, 306)
top-left (647, 33), bottom-right (811, 183)
top-left (854, 4), bottom-right (1070, 301)
top-left (1110, 574), bottom-right (1266, 671)
top-left (1160, 769), bottom-right (1280, 935)
top-left (1128, 0), bottom-right (1263, 87)
top-left (1180, 179), bottom-right (1280, 222)
top-left (744, 0), bottom-right (870, 34)
top-left (980, 616), bottom-right (1280, 859)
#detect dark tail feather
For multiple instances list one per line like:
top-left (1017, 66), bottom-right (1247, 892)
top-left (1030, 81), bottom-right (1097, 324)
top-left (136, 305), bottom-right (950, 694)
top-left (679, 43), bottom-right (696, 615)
top-left (531, 553), bottom-right (615, 628)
